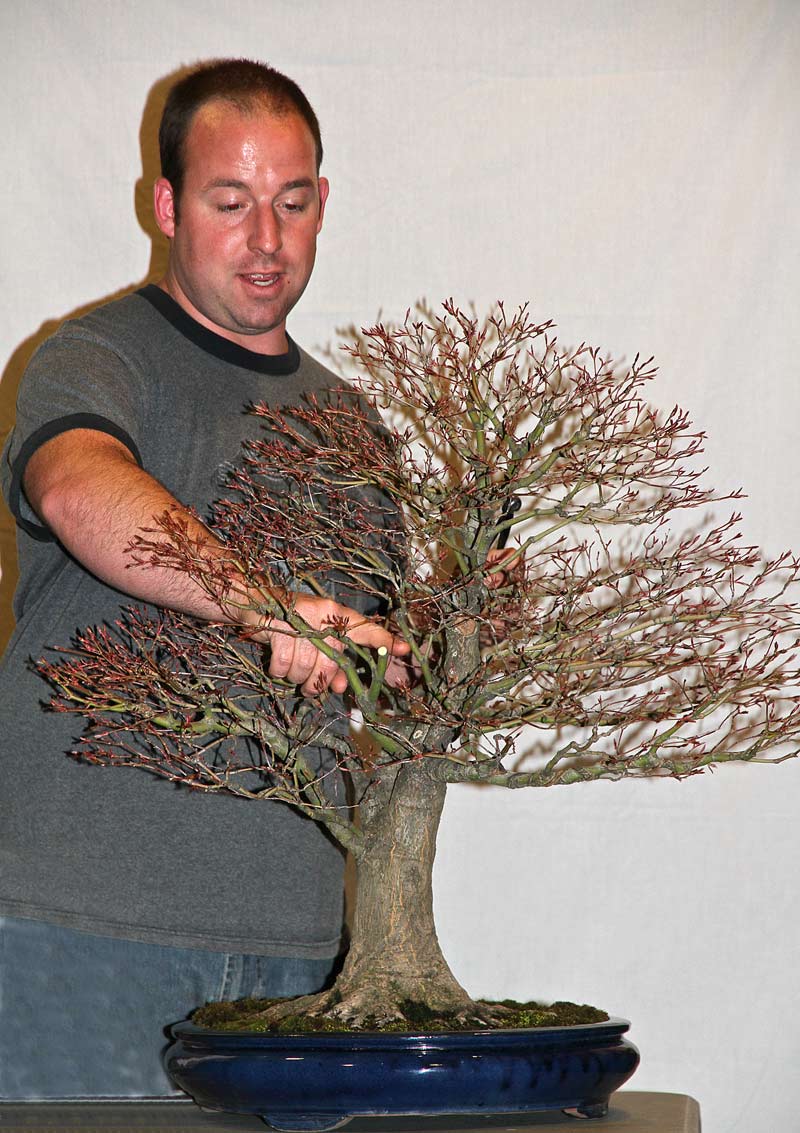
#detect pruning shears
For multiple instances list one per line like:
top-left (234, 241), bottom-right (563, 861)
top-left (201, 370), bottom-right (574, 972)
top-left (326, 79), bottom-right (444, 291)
top-left (495, 495), bottom-right (522, 551)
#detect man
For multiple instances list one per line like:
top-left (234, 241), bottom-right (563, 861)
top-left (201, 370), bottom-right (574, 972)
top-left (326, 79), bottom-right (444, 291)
top-left (0, 59), bottom-right (407, 1099)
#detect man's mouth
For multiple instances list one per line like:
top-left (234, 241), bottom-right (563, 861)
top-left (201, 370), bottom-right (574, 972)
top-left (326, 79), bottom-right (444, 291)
top-left (241, 272), bottom-right (281, 288)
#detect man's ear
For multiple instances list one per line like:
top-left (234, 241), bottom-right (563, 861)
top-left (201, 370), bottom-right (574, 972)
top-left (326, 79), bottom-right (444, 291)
top-left (316, 176), bottom-right (330, 234)
top-left (153, 178), bottom-right (177, 238)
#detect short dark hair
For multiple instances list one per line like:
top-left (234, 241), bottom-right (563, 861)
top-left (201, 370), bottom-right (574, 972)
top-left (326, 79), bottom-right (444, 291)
top-left (159, 58), bottom-right (323, 217)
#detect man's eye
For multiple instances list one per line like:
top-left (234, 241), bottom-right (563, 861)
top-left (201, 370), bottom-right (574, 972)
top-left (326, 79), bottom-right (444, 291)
top-left (281, 201), bottom-right (306, 213)
top-left (217, 202), bottom-right (245, 213)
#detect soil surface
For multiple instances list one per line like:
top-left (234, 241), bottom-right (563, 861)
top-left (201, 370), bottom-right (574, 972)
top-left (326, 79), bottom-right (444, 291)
top-left (194, 998), bottom-right (609, 1033)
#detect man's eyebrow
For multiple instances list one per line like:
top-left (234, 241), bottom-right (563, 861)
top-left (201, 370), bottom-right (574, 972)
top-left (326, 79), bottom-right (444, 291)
top-left (201, 177), bottom-right (316, 193)
top-left (280, 178), bottom-right (316, 192)
top-left (202, 178), bottom-right (251, 192)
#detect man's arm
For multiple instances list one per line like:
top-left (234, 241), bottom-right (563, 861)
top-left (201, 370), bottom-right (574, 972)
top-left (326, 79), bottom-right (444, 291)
top-left (23, 428), bottom-right (407, 696)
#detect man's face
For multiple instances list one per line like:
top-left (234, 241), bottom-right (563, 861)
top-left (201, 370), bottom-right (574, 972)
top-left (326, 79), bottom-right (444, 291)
top-left (154, 100), bottom-right (328, 353)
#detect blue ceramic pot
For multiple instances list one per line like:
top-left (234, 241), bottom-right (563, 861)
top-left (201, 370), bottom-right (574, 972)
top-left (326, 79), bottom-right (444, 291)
top-left (165, 1017), bottom-right (639, 1130)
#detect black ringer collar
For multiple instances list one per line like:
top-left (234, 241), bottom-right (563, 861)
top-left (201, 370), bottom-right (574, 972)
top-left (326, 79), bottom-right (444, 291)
top-left (137, 284), bottom-right (301, 376)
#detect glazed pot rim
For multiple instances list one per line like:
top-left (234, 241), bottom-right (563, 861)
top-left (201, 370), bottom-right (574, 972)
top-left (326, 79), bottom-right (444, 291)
top-left (171, 1016), bottom-right (631, 1047)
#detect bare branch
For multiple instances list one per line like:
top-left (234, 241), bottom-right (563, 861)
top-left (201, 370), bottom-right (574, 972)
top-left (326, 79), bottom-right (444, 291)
top-left (39, 301), bottom-right (800, 851)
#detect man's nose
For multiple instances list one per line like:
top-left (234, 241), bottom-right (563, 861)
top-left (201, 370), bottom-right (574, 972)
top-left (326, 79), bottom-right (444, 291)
top-left (247, 205), bottom-right (282, 255)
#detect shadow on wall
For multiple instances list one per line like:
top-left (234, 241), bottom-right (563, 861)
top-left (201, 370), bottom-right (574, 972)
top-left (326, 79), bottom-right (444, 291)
top-left (0, 65), bottom-right (197, 655)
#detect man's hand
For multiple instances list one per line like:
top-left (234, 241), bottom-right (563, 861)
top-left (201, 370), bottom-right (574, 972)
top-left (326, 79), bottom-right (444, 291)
top-left (255, 594), bottom-right (410, 698)
top-left (485, 547), bottom-right (524, 588)
top-left (259, 549), bottom-right (523, 698)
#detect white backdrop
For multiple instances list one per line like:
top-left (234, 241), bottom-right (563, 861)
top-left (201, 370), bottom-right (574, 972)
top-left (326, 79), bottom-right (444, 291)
top-left (1, 3), bottom-right (799, 1130)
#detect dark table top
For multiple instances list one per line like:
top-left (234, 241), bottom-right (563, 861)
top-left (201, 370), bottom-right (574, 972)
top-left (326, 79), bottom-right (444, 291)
top-left (0, 1092), bottom-right (700, 1133)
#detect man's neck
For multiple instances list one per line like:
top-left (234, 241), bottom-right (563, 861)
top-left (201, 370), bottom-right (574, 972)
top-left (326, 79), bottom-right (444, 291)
top-left (156, 276), bottom-right (290, 355)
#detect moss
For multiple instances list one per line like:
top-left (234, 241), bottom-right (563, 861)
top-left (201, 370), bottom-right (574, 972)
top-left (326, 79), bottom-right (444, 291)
top-left (489, 999), bottom-right (610, 1028)
top-left (193, 997), bottom-right (608, 1033)
top-left (194, 997), bottom-right (283, 1030)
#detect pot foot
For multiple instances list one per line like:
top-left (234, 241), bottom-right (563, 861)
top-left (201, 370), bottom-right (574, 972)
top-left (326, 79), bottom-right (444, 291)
top-left (563, 1101), bottom-right (609, 1119)
top-left (261, 1114), bottom-right (350, 1131)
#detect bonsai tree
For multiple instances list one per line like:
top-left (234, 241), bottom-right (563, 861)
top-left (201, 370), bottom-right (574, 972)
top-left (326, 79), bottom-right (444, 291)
top-left (40, 301), bottom-right (800, 1031)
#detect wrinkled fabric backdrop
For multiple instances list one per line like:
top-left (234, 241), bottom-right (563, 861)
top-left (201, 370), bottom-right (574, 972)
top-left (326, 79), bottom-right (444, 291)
top-left (1, 3), bottom-right (798, 1129)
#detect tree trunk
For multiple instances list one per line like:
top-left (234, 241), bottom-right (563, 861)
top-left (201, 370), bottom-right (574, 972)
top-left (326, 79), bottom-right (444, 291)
top-left (194, 751), bottom-right (513, 1032)
top-left (330, 760), bottom-right (474, 1023)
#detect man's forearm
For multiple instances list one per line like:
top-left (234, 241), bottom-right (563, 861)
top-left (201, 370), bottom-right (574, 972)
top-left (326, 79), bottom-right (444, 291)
top-left (23, 428), bottom-right (243, 622)
top-left (23, 427), bottom-right (409, 695)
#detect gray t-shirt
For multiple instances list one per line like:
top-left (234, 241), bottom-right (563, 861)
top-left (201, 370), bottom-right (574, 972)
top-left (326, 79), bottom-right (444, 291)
top-left (0, 286), bottom-right (379, 956)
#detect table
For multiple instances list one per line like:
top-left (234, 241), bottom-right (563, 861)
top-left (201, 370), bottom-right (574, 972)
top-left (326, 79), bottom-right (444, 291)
top-left (0, 1093), bottom-right (700, 1132)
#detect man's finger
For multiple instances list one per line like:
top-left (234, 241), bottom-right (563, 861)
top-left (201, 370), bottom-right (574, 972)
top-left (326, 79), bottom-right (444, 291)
top-left (267, 624), bottom-right (344, 686)
top-left (300, 654), bottom-right (347, 697)
top-left (343, 619), bottom-right (410, 656)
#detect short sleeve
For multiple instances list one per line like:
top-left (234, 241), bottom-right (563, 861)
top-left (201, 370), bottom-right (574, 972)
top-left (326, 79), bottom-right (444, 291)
top-left (1, 330), bottom-right (146, 541)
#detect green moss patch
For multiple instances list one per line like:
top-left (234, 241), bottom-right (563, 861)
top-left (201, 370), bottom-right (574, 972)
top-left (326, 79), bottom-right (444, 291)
top-left (193, 997), bottom-right (608, 1033)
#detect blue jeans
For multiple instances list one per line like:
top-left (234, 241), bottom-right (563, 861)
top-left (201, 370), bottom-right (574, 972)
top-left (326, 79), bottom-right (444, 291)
top-left (0, 915), bottom-right (335, 1099)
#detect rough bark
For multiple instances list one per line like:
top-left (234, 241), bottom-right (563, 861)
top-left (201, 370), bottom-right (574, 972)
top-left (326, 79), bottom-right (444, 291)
top-left (330, 761), bottom-right (472, 1022)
